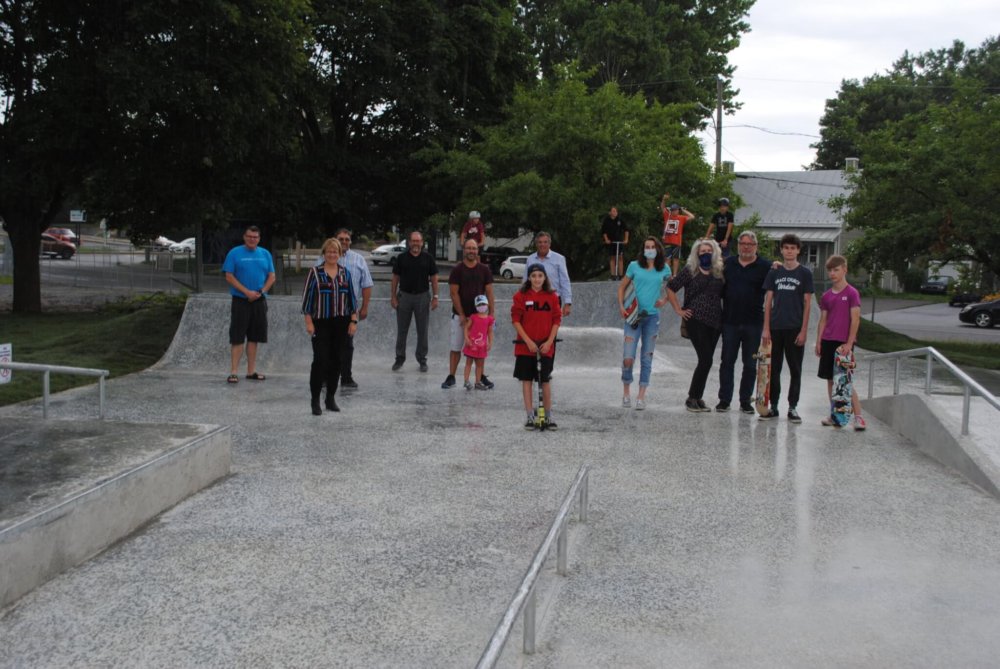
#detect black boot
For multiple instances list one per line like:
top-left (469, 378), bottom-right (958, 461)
top-left (311, 396), bottom-right (322, 416)
top-left (325, 393), bottom-right (340, 412)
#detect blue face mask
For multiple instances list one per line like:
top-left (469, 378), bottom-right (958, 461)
top-left (643, 249), bottom-right (657, 260)
top-left (699, 252), bottom-right (713, 269)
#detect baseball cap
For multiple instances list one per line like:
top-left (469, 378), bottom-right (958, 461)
top-left (719, 197), bottom-right (730, 205)
top-left (526, 263), bottom-right (547, 276)
top-left (474, 294), bottom-right (489, 307)
top-left (468, 210), bottom-right (481, 219)
top-left (669, 203), bottom-right (680, 211)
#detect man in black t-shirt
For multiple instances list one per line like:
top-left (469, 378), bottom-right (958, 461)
top-left (390, 230), bottom-right (439, 372)
top-left (442, 239), bottom-right (494, 389)
top-left (600, 206), bottom-right (630, 279)
top-left (706, 198), bottom-right (735, 257)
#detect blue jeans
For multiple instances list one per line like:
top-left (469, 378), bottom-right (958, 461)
top-left (718, 322), bottom-right (763, 404)
top-left (622, 312), bottom-right (661, 387)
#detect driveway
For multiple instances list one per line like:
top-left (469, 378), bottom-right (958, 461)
top-left (864, 301), bottom-right (1000, 344)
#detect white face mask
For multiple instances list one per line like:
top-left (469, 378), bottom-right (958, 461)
top-left (476, 304), bottom-right (489, 314)
top-left (643, 249), bottom-right (657, 259)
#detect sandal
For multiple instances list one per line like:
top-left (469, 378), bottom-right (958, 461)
top-left (227, 375), bottom-right (239, 384)
top-left (246, 372), bottom-right (266, 381)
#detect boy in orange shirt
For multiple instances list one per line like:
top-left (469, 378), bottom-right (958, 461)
top-left (659, 193), bottom-right (696, 276)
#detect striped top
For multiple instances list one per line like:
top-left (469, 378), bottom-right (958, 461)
top-left (301, 265), bottom-right (356, 319)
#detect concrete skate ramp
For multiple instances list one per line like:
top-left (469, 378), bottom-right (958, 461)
top-left (157, 282), bottom-right (682, 374)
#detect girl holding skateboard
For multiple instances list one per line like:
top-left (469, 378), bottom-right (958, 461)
top-left (617, 237), bottom-right (672, 410)
top-left (511, 264), bottom-right (562, 430)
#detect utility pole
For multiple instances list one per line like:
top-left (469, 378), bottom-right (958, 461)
top-left (715, 76), bottom-right (723, 173)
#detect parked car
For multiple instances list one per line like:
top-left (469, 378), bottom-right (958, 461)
top-left (370, 242), bottom-right (406, 265)
top-left (499, 255), bottom-right (529, 280)
top-left (958, 298), bottom-right (1000, 328)
top-left (44, 227), bottom-right (81, 247)
top-left (169, 237), bottom-right (196, 253)
top-left (949, 291), bottom-right (982, 307)
top-left (152, 236), bottom-right (176, 251)
top-left (480, 246), bottom-right (522, 275)
top-left (919, 275), bottom-right (953, 294)
top-left (40, 233), bottom-right (76, 259)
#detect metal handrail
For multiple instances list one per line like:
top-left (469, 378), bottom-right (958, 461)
top-left (476, 465), bottom-right (590, 668)
top-left (0, 361), bottom-right (110, 419)
top-left (865, 347), bottom-right (999, 436)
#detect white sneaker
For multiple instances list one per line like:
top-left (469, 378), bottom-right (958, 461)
top-left (464, 381), bottom-right (473, 391)
top-left (635, 399), bottom-right (646, 411)
top-left (622, 396), bottom-right (631, 408)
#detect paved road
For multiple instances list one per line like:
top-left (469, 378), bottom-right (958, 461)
top-left (864, 301), bottom-right (1000, 344)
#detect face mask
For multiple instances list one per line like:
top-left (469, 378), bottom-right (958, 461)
top-left (476, 304), bottom-right (489, 314)
top-left (699, 252), bottom-right (713, 269)
top-left (643, 249), bottom-right (657, 260)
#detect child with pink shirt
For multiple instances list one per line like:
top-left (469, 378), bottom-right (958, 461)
top-left (814, 255), bottom-right (867, 430)
top-left (463, 294), bottom-right (495, 390)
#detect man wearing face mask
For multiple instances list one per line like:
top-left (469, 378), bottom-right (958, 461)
top-left (443, 239), bottom-right (495, 389)
top-left (716, 230), bottom-right (773, 413)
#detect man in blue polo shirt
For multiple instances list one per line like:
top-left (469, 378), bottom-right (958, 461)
top-left (716, 230), bottom-right (772, 413)
top-left (526, 231), bottom-right (572, 318)
top-left (222, 225), bottom-right (275, 384)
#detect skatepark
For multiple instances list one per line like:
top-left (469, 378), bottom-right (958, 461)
top-left (2, 282), bottom-right (1000, 667)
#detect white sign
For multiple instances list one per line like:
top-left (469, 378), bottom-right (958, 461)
top-left (70, 210), bottom-right (86, 223)
top-left (0, 343), bottom-right (11, 385)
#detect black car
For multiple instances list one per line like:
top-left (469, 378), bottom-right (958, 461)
top-left (958, 298), bottom-right (1000, 328)
top-left (949, 291), bottom-right (982, 307)
top-left (919, 275), bottom-right (953, 294)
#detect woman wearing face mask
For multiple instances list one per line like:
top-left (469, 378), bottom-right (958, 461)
top-left (617, 237), bottom-right (672, 410)
top-left (667, 239), bottom-right (725, 412)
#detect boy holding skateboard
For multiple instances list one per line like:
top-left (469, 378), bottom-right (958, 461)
top-left (512, 264), bottom-right (562, 430)
top-left (815, 255), bottom-right (867, 430)
top-left (761, 233), bottom-right (813, 422)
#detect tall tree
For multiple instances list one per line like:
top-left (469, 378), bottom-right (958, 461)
top-left (518, 0), bottom-right (754, 122)
top-left (1, 0), bottom-right (311, 312)
top-left (831, 85), bottom-right (1000, 279)
top-left (427, 74), bottom-right (724, 277)
top-left (811, 37), bottom-right (1000, 169)
top-left (1, 1), bottom-right (109, 312)
top-left (297, 0), bottom-right (533, 239)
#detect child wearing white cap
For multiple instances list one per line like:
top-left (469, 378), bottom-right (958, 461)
top-left (462, 294), bottom-right (495, 390)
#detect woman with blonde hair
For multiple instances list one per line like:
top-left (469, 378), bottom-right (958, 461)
top-left (667, 239), bottom-right (725, 412)
top-left (302, 238), bottom-right (358, 415)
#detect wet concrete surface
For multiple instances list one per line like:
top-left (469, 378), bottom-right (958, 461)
top-left (0, 287), bottom-right (998, 667)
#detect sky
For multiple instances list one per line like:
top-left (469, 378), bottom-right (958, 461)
top-left (695, 0), bottom-right (998, 173)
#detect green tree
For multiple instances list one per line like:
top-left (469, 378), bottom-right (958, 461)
top-left (1, 0), bottom-right (311, 312)
top-left (831, 86), bottom-right (1000, 278)
top-left (427, 74), bottom-right (724, 277)
top-left (811, 37), bottom-right (1000, 169)
top-left (518, 0), bottom-right (754, 121)
top-left (296, 0), bottom-right (533, 238)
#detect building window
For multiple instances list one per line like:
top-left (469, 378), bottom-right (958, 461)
top-left (803, 243), bottom-right (820, 267)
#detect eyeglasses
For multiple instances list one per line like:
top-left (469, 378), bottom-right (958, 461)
top-left (738, 241), bottom-right (757, 246)
top-left (337, 238), bottom-right (350, 244)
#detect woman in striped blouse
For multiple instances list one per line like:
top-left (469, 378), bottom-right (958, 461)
top-left (302, 238), bottom-right (358, 415)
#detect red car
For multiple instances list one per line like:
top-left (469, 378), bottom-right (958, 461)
top-left (41, 233), bottom-right (76, 259)
top-left (44, 227), bottom-right (81, 247)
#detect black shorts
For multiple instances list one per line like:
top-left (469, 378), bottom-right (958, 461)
top-left (513, 354), bottom-right (554, 383)
top-left (663, 245), bottom-right (681, 260)
top-left (817, 339), bottom-right (847, 379)
top-left (230, 296), bottom-right (268, 345)
top-left (605, 242), bottom-right (626, 257)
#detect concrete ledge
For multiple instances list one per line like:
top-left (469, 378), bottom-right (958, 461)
top-left (865, 393), bottom-right (1000, 498)
top-left (0, 423), bottom-right (231, 609)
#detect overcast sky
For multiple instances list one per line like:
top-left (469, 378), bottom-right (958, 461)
top-left (695, 0), bottom-right (997, 173)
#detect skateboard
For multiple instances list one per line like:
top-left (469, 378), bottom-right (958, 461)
top-left (753, 339), bottom-right (772, 417)
top-left (831, 349), bottom-right (856, 427)
top-left (622, 281), bottom-right (646, 328)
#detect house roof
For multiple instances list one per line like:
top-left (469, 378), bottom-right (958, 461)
top-left (732, 170), bottom-right (849, 230)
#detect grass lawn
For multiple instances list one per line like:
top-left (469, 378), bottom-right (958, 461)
top-left (858, 318), bottom-right (1000, 371)
top-left (0, 294), bottom-right (186, 407)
